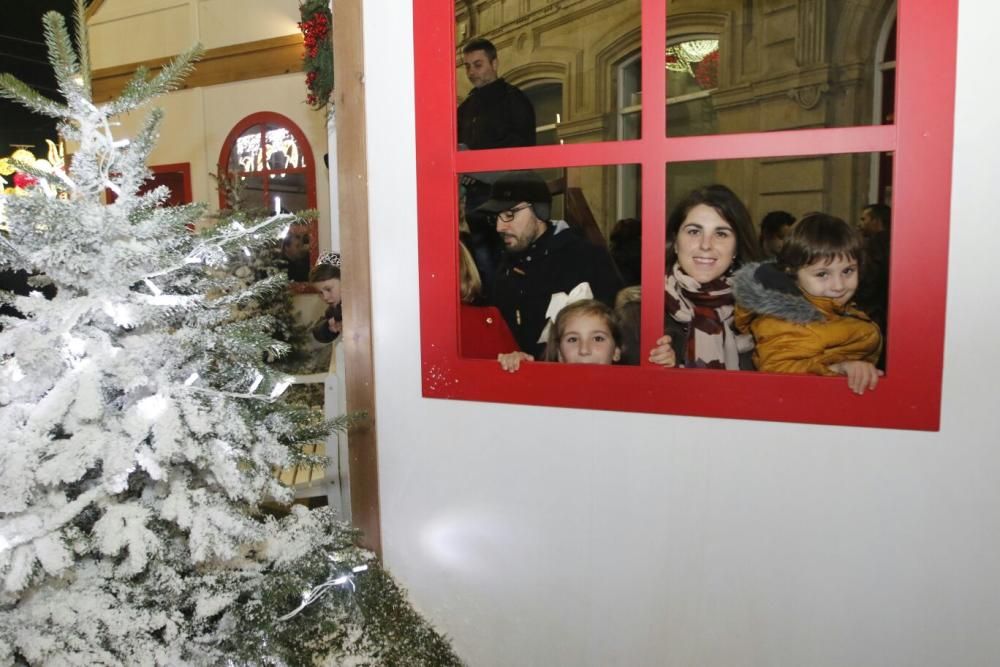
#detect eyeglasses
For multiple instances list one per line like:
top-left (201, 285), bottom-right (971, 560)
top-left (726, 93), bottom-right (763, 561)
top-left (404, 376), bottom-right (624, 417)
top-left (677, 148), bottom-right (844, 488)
top-left (494, 202), bottom-right (532, 223)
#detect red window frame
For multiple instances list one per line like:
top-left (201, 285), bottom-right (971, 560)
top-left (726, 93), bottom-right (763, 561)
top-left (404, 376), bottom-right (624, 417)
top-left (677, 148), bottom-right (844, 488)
top-left (217, 111), bottom-right (318, 292)
top-left (105, 163), bottom-right (192, 208)
top-left (413, 0), bottom-right (957, 431)
top-left (148, 163), bottom-right (193, 205)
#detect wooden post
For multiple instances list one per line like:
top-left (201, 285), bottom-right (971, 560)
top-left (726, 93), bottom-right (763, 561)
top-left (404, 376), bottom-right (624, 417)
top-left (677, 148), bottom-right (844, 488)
top-left (332, 0), bottom-right (381, 555)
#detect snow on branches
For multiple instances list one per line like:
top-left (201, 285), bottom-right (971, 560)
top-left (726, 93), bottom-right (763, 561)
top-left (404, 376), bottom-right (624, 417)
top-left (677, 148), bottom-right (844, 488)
top-left (0, 3), bottom-right (459, 664)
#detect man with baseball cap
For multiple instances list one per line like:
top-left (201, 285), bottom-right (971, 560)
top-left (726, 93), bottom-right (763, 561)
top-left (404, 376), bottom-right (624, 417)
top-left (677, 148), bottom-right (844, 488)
top-left (476, 170), bottom-right (623, 357)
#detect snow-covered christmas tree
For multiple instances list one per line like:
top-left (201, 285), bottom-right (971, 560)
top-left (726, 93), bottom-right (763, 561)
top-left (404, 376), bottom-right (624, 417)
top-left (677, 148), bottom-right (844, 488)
top-left (0, 3), bottom-right (460, 665)
top-left (208, 170), bottom-right (330, 377)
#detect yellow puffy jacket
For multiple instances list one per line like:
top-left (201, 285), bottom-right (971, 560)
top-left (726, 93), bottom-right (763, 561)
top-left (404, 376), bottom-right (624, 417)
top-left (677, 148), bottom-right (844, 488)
top-left (732, 262), bottom-right (882, 376)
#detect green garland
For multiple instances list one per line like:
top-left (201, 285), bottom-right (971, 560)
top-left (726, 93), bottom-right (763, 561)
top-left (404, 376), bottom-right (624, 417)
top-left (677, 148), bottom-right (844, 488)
top-left (299, 0), bottom-right (334, 109)
top-left (228, 508), bottom-right (465, 667)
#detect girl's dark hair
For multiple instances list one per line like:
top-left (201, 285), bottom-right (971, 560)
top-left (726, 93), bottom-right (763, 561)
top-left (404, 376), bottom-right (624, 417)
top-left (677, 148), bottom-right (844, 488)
top-left (309, 264), bottom-right (341, 283)
top-left (776, 213), bottom-right (865, 273)
top-left (543, 299), bottom-right (622, 362)
top-left (666, 184), bottom-right (762, 270)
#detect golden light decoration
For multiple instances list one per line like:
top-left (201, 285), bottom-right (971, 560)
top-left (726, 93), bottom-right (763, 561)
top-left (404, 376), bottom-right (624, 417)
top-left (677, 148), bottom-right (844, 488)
top-left (45, 139), bottom-right (66, 173)
top-left (9, 148), bottom-right (37, 167)
top-left (666, 39), bottom-right (719, 76)
top-left (1, 143), bottom-right (67, 232)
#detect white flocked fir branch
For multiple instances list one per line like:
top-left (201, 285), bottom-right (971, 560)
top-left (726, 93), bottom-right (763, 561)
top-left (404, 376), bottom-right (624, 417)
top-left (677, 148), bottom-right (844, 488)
top-left (0, 3), bottom-right (460, 665)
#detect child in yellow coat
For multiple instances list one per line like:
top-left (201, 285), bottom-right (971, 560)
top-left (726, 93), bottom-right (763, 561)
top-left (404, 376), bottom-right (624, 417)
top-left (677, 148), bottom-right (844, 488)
top-left (733, 213), bottom-right (883, 394)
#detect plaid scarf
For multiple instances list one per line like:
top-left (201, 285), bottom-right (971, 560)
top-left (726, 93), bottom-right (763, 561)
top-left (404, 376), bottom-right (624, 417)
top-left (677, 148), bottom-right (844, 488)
top-left (665, 265), bottom-right (754, 369)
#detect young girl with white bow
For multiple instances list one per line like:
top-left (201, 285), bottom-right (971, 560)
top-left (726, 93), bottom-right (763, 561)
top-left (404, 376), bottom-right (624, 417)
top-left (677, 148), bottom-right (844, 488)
top-left (497, 289), bottom-right (623, 372)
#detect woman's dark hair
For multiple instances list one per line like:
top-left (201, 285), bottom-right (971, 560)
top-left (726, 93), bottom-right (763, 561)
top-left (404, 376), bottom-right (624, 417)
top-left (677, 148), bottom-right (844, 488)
top-left (308, 263), bottom-right (341, 283)
top-left (776, 212), bottom-right (865, 273)
top-left (666, 184), bottom-right (762, 270)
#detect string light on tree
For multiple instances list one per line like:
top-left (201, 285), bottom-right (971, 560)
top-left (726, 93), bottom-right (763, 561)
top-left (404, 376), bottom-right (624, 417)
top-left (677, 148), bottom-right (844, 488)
top-left (0, 3), bottom-right (460, 664)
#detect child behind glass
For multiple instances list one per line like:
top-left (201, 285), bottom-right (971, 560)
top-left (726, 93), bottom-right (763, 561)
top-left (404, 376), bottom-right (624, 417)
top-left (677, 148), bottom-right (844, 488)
top-left (497, 298), bottom-right (622, 372)
top-left (733, 213), bottom-right (883, 394)
top-left (309, 254), bottom-right (342, 344)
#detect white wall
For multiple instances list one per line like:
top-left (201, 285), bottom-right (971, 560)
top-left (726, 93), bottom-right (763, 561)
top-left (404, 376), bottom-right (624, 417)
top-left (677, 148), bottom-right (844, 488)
top-left (364, 1), bottom-right (1000, 665)
top-left (88, 0), bottom-right (333, 359)
top-left (89, 0), bottom-right (301, 68)
top-left (88, 0), bottom-right (332, 251)
top-left (101, 74), bottom-right (331, 254)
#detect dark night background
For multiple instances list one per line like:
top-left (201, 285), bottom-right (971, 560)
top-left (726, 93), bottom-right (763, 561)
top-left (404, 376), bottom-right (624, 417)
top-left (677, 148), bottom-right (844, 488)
top-left (1, 1), bottom-right (89, 156)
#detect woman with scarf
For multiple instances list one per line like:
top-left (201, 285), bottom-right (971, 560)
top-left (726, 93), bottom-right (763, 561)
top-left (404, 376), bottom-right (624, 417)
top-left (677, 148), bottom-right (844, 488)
top-left (648, 185), bottom-right (762, 369)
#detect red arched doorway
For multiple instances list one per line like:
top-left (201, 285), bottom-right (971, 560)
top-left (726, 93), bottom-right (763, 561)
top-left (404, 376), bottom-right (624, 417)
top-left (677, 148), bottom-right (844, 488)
top-left (218, 112), bottom-right (318, 284)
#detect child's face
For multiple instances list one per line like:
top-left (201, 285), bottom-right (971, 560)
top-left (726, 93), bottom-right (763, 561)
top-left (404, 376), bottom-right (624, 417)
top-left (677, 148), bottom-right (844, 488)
top-left (796, 256), bottom-right (859, 306)
top-left (315, 278), bottom-right (341, 306)
top-left (557, 312), bottom-right (621, 365)
top-left (675, 204), bottom-right (737, 284)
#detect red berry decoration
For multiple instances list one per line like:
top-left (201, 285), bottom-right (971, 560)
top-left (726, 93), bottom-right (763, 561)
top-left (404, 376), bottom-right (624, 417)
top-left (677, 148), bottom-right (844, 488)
top-left (299, 0), bottom-right (334, 110)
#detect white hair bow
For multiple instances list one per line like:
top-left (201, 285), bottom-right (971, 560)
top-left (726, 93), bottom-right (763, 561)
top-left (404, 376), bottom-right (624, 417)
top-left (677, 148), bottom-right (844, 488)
top-left (537, 281), bottom-right (594, 343)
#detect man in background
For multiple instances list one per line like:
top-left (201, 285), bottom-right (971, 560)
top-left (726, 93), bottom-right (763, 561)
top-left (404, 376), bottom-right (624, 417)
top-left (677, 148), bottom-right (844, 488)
top-left (457, 37), bottom-right (535, 150)
top-left (478, 171), bottom-right (623, 357)
top-left (457, 38), bottom-right (537, 299)
top-left (856, 203), bottom-right (891, 367)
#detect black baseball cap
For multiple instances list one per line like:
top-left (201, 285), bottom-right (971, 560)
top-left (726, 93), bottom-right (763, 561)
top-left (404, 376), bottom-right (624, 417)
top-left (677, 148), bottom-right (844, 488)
top-left (475, 171), bottom-right (551, 214)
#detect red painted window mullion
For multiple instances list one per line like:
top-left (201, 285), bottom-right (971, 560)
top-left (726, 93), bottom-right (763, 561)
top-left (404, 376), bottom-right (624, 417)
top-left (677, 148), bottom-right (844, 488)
top-left (421, 0), bottom-right (460, 363)
top-left (646, 0), bottom-right (666, 142)
top-left (876, 0), bottom-right (957, 424)
top-left (639, 0), bottom-right (667, 366)
top-left (258, 127), bottom-right (271, 207)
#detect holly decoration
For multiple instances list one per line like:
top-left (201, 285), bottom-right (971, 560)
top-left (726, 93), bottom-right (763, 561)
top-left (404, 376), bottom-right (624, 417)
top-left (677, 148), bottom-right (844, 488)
top-left (12, 172), bottom-right (37, 189)
top-left (695, 50), bottom-right (720, 90)
top-left (299, 0), bottom-right (334, 110)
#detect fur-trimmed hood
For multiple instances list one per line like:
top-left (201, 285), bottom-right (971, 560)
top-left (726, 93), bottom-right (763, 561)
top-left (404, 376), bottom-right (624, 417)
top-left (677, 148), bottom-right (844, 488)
top-left (732, 261), bottom-right (824, 324)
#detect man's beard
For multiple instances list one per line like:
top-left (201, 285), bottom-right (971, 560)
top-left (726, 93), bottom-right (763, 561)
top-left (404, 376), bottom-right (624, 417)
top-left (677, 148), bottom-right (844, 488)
top-left (502, 233), bottom-right (531, 253)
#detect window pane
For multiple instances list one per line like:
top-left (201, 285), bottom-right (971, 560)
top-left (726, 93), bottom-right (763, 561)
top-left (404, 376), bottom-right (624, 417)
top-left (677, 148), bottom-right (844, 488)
top-left (455, 0), bottom-right (641, 148)
top-left (524, 82), bottom-right (563, 146)
top-left (666, 38), bottom-right (719, 98)
top-left (230, 125), bottom-right (263, 173)
top-left (269, 172), bottom-right (309, 213)
top-left (536, 128), bottom-right (559, 146)
top-left (620, 56), bottom-right (642, 107)
top-left (236, 174), bottom-right (264, 210)
top-left (666, 151), bottom-right (893, 370)
top-left (665, 3), bottom-right (898, 136)
top-left (265, 124), bottom-right (304, 170)
top-left (621, 112), bottom-right (640, 141)
top-left (457, 165), bottom-right (642, 364)
top-left (666, 94), bottom-right (717, 138)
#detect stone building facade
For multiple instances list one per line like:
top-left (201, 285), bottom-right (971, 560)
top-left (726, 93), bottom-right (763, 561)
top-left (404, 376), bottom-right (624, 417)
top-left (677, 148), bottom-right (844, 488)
top-left (456, 0), bottom-right (897, 236)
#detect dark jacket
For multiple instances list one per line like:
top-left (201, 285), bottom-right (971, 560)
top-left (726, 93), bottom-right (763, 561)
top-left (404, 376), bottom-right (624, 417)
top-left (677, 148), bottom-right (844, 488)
top-left (311, 303), bottom-right (342, 344)
top-left (855, 231), bottom-right (890, 332)
top-left (458, 78), bottom-right (536, 150)
top-left (493, 224), bottom-right (624, 357)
